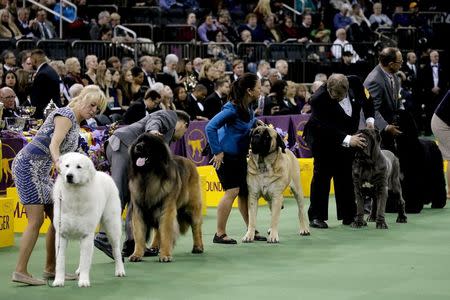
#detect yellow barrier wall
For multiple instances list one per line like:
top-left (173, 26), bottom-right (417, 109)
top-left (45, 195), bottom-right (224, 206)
top-left (198, 158), bottom-right (334, 207)
top-left (8, 187), bottom-right (51, 233)
top-left (0, 196), bottom-right (14, 247)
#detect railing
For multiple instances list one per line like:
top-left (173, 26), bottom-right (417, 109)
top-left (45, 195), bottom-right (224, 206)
top-left (23, 0), bottom-right (77, 39)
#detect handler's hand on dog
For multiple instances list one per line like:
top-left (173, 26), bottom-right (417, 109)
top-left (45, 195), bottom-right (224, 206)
top-left (349, 133), bottom-right (367, 149)
top-left (386, 124), bottom-right (402, 136)
top-left (210, 152), bottom-right (224, 170)
top-left (148, 130), bottom-right (163, 136)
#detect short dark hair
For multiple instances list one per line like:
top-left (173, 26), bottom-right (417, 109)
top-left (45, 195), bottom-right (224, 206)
top-left (379, 47), bottom-right (400, 66)
top-left (131, 66), bottom-right (143, 77)
top-left (144, 89), bottom-right (160, 101)
top-left (194, 84), bottom-right (207, 94)
top-left (214, 78), bottom-right (229, 90)
top-left (31, 48), bottom-right (46, 57)
top-left (175, 110), bottom-right (190, 127)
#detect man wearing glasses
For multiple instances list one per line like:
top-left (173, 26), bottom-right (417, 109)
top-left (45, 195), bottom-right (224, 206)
top-left (364, 47), bottom-right (403, 151)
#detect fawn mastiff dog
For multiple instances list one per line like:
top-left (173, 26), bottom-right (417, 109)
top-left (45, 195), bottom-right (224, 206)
top-left (242, 125), bottom-right (310, 243)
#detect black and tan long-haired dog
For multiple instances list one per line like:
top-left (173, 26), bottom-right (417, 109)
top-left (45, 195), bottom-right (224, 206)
top-left (242, 125), bottom-right (310, 243)
top-left (128, 133), bottom-right (203, 262)
top-left (352, 128), bottom-right (407, 229)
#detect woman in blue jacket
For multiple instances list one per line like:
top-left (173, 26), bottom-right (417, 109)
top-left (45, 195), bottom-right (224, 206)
top-left (206, 73), bottom-right (265, 244)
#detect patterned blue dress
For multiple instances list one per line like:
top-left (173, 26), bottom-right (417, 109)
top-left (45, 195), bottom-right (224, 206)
top-left (12, 107), bottom-right (80, 205)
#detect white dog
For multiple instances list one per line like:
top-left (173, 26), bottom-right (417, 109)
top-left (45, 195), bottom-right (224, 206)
top-left (52, 152), bottom-right (125, 288)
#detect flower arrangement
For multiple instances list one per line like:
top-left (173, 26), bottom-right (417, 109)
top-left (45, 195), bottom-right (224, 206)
top-left (79, 123), bottom-right (119, 174)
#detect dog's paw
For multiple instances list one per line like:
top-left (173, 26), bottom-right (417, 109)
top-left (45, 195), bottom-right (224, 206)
top-left (191, 246), bottom-right (204, 254)
top-left (299, 228), bottom-right (310, 236)
top-left (366, 215), bottom-right (376, 222)
top-left (396, 215), bottom-right (407, 223)
top-left (78, 279), bottom-right (90, 288)
top-left (115, 265), bottom-right (126, 277)
top-left (351, 220), bottom-right (367, 228)
top-left (242, 231), bottom-right (255, 243)
top-left (267, 232), bottom-right (279, 243)
top-left (52, 279), bottom-right (65, 287)
top-left (159, 255), bottom-right (173, 262)
top-left (376, 221), bottom-right (388, 229)
top-left (129, 253), bottom-right (143, 262)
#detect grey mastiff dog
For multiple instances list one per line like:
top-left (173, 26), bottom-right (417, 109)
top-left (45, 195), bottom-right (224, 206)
top-left (242, 125), bottom-right (310, 243)
top-left (352, 128), bottom-right (407, 229)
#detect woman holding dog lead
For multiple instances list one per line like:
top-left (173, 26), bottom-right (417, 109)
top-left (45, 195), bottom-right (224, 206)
top-left (206, 73), bottom-right (267, 244)
top-left (11, 85), bottom-right (107, 285)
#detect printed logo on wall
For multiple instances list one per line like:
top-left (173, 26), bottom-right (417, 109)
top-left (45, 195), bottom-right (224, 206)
top-left (186, 129), bottom-right (207, 165)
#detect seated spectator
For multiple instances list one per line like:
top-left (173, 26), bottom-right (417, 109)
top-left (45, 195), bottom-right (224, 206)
top-left (296, 83), bottom-right (311, 114)
top-left (238, 13), bottom-right (266, 42)
top-left (332, 28), bottom-right (361, 63)
top-left (18, 50), bottom-right (33, 72)
top-left (285, 80), bottom-right (301, 114)
top-left (198, 15), bottom-right (218, 43)
top-left (256, 60), bottom-right (270, 79)
top-left (264, 80), bottom-right (297, 115)
top-left (297, 13), bottom-right (313, 43)
top-left (2, 50), bottom-right (16, 73)
top-left (129, 66), bottom-right (145, 102)
top-left (198, 62), bottom-right (217, 96)
top-left (280, 15), bottom-right (301, 41)
top-left (253, 0), bottom-right (273, 24)
top-left (173, 85), bottom-right (189, 112)
top-left (31, 9), bottom-right (57, 40)
top-left (275, 59), bottom-right (288, 80)
top-left (267, 68), bottom-right (280, 85)
top-left (64, 57), bottom-right (83, 87)
top-left (160, 85), bottom-right (176, 111)
top-left (177, 12), bottom-right (197, 42)
top-left (82, 55), bottom-right (98, 85)
top-left (14, 7), bottom-right (35, 38)
top-left (230, 59), bottom-right (244, 83)
top-left (107, 56), bottom-right (122, 72)
top-left (333, 5), bottom-right (352, 31)
top-left (392, 5), bottom-right (410, 27)
top-left (204, 78), bottom-right (230, 120)
top-left (0, 9), bottom-right (23, 39)
top-left (349, 3), bottom-right (372, 42)
top-left (369, 2), bottom-right (392, 28)
top-left (214, 60), bottom-right (227, 78)
top-left (216, 9), bottom-right (239, 43)
top-left (89, 11), bottom-right (110, 40)
top-left (122, 89), bottom-right (161, 124)
top-left (186, 83), bottom-right (208, 121)
top-left (15, 69), bottom-right (31, 105)
top-left (240, 29), bottom-right (252, 43)
top-left (0, 86), bottom-right (19, 119)
top-left (158, 54), bottom-right (182, 90)
top-left (263, 13), bottom-right (283, 43)
top-left (311, 21), bottom-right (331, 43)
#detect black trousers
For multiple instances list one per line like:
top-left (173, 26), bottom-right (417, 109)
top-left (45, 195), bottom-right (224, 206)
top-left (308, 148), bottom-right (356, 222)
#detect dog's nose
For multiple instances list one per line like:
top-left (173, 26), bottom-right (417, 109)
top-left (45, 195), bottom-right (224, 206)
top-left (66, 173), bottom-right (74, 183)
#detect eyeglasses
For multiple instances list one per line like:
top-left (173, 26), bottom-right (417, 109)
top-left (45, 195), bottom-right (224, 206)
top-left (393, 60), bottom-right (403, 65)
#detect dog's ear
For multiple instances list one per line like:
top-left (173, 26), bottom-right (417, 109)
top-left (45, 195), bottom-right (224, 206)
top-left (276, 133), bottom-right (286, 153)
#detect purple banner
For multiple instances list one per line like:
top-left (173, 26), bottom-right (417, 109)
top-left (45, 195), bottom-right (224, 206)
top-left (1, 135), bottom-right (27, 194)
top-left (290, 114), bottom-right (312, 158)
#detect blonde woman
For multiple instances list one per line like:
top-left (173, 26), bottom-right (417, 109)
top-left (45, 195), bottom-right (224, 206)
top-left (253, 0), bottom-right (272, 23)
top-left (198, 61), bottom-right (217, 96)
top-left (11, 85), bottom-right (107, 286)
top-left (82, 55), bottom-right (98, 85)
top-left (0, 9), bottom-right (23, 39)
top-left (64, 57), bottom-right (83, 87)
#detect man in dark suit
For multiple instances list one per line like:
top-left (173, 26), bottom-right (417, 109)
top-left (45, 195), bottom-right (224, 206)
top-left (30, 49), bottom-right (61, 119)
top-left (304, 74), bottom-right (374, 228)
top-left (139, 55), bottom-right (157, 88)
top-left (186, 84), bottom-right (208, 121)
top-left (364, 47), bottom-right (403, 151)
top-left (204, 78), bottom-right (230, 120)
top-left (122, 89), bottom-right (161, 125)
top-left (418, 50), bottom-right (449, 135)
top-left (31, 9), bottom-right (57, 40)
top-left (400, 51), bottom-right (421, 130)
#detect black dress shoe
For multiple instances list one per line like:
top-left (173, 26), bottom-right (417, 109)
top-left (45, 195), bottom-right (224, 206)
top-left (213, 233), bottom-right (237, 244)
top-left (309, 219), bottom-right (328, 229)
top-left (121, 240), bottom-right (135, 257)
top-left (94, 233), bottom-right (114, 260)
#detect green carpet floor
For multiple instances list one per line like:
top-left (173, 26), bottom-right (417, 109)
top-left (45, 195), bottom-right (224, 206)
top-left (1, 199), bottom-right (450, 300)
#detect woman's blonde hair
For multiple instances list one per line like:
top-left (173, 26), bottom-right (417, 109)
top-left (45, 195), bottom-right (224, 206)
top-left (68, 85), bottom-right (107, 113)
